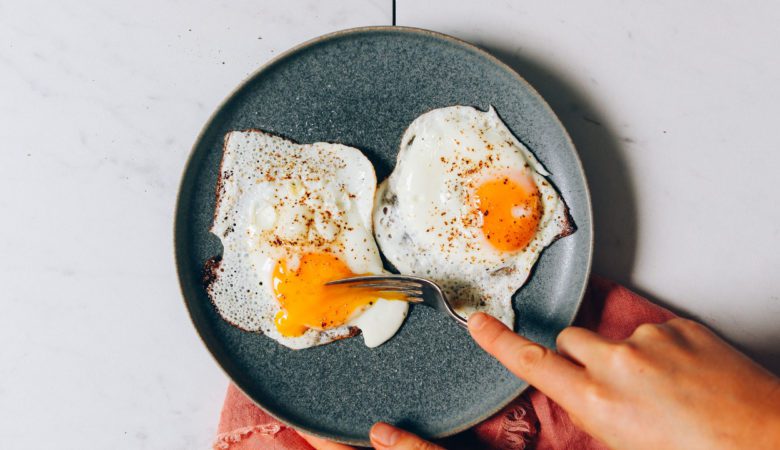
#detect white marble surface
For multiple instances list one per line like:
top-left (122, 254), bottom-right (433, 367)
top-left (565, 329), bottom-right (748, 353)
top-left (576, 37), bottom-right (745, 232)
top-left (1, 0), bottom-right (778, 448)
top-left (0, 1), bottom-right (389, 448)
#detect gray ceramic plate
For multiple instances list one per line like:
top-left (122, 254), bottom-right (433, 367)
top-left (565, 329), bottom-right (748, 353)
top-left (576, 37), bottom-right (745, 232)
top-left (175, 26), bottom-right (592, 445)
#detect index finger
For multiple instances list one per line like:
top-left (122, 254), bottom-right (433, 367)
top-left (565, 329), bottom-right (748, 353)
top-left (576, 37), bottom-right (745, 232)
top-left (468, 312), bottom-right (588, 410)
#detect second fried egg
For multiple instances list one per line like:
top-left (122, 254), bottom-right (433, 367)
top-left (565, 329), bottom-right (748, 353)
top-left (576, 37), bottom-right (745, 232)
top-left (374, 106), bottom-right (574, 327)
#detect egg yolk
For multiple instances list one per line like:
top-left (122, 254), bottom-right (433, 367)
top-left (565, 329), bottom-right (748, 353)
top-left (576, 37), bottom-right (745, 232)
top-left (475, 175), bottom-right (542, 252)
top-left (272, 253), bottom-right (397, 337)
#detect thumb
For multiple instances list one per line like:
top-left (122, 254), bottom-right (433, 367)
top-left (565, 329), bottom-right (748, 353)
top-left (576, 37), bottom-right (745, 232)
top-left (299, 432), bottom-right (357, 450)
top-left (370, 422), bottom-right (444, 450)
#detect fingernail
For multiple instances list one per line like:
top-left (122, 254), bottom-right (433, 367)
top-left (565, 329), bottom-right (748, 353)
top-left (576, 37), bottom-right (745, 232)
top-left (469, 312), bottom-right (488, 331)
top-left (371, 422), bottom-right (400, 446)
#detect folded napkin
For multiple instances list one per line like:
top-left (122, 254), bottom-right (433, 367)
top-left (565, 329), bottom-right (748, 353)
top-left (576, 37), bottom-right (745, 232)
top-left (214, 276), bottom-right (675, 449)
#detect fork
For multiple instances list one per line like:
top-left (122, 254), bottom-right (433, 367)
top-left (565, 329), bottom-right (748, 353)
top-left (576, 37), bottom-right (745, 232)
top-left (325, 275), bottom-right (468, 328)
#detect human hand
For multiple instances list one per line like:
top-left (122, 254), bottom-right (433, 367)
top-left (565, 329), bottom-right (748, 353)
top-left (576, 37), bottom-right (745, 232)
top-left (304, 313), bottom-right (780, 450)
top-left (468, 312), bottom-right (780, 450)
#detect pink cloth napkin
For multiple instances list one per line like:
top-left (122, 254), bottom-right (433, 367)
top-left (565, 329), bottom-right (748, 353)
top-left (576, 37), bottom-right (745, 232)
top-left (213, 276), bottom-right (675, 449)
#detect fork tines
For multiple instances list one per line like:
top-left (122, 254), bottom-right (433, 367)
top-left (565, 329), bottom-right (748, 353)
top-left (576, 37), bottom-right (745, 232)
top-left (325, 276), bottom-right (424, 302)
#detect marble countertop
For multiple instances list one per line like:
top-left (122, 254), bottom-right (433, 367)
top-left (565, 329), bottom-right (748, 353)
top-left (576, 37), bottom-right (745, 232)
top-left (2, 1), bottom-right (778, 448)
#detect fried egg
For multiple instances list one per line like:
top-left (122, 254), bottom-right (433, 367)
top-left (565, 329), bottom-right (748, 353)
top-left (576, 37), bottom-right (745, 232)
top-left (374, 106), bottom-right (574, 327)
top-left (207, 130), bottom-right (408, 349)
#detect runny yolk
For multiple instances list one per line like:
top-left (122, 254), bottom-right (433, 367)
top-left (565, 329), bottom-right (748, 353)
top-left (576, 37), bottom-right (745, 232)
top-left (475, 175), bottom-right (542, 252)
top-left (271, 253), bottom-right (399, 337)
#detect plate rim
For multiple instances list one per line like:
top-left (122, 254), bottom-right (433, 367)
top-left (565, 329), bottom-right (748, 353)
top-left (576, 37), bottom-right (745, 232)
top-left (174, 25), bottom-right (594, 445)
